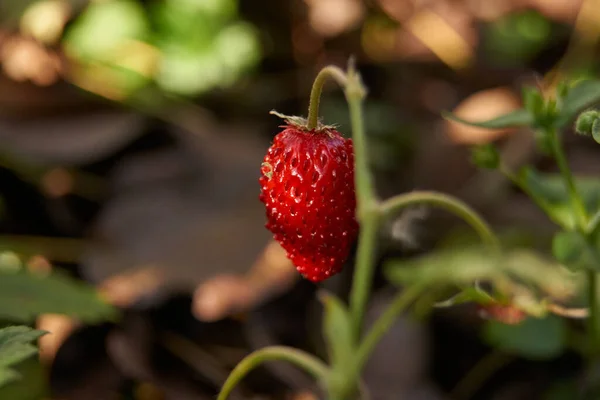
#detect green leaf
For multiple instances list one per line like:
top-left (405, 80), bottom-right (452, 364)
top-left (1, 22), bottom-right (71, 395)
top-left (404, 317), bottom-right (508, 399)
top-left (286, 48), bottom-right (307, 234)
top-left (552, 230), bottom-right (600, 271)
top-left (522, 86), bottom-right (545, 117)
top-left (63, 0), bottom-right (150, 61)
top-left (385, 247), bottom-right (578, 302)
top-left (483, 315), bottom-right (566, 359)
top-left (558, 79), bottom-right (600, 126)
top-left (319, 292), bottom-right (354, 370)
top-left (319, 292), bottom-right (356, 398)
top-left (442, 109), bottom-right (533, 130)
top-left (0, 269), bottom-right (116, 324)
top-left (517, 168), bottom-right (600, 230)
top-left (592, 118), bottom-right (600, 144)
top-left (0, 326), bottom-right (46, 388)
top-left (434, 286), bottom-right (495, 308)
top-left (0, 352), bottom-right (47, 398)
top-left (0, 369), bottom-right (20, 388)
top-left (471, 143), bottom-right (500, 169)
top-left (385, 247), bottom-right (504, 286)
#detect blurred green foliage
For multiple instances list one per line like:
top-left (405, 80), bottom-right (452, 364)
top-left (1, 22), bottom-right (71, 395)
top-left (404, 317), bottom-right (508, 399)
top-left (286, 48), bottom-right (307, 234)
top-left (63, 0), bottom-right (261, 98)
top-left (0, 327), bottom-right (46, 389)
top-left (482, 10), bottom-right (555, 66)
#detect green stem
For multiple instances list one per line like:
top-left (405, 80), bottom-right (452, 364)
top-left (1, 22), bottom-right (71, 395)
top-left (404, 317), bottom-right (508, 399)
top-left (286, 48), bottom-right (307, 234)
top-left (342, 64), bottom-right (380, 339)
top-left (355, 283), bottom-right (425, 370)
top-left (349, 215), bottom-right (380, 339)
top-left (307, 66), bottom-right (348, 130)
top-left (217, 346), bottom-right (329, 400)
top-left (546, 127), bottom-right (600, 355)
top-left (380, 191), bottom-right (501, 251)
top-left (548, 128), bottom-right (588, 229)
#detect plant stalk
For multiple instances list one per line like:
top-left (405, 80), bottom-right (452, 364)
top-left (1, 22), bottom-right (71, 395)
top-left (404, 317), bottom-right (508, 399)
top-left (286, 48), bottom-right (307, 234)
top-left (307, 66), bottom-right (349, 130)
top-left (342, 65), bottom-right (381, 339)
top-left (355, 283), bottom-right (425, 370)
top-left (380, 191), bottom-right (501, 252)
top-left (216, 346), bottom-right (329, 400)
top-left (348, 215), bottom-right (380, 340)
top-left (547, 127), bottom-right (600, 355)
top-left (548, 128), bottom-right (588, 229)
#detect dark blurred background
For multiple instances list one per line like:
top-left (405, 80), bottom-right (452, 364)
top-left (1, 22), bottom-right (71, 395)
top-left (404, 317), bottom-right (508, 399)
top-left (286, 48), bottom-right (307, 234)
top-left (0, 0), bottom-right (598, 399)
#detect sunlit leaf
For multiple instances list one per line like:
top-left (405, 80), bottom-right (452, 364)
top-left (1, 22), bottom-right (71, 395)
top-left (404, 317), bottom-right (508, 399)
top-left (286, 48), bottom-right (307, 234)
top-left (63, 0), bottom-right (150, 61)
top-left (483, 315), bottom-right (567, 359)
top-left (442, 109), bottom-right (533, 130)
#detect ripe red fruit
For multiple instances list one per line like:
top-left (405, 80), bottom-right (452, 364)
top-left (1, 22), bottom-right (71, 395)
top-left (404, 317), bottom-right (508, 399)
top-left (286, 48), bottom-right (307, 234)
top-left (259, 121), bottom-right (358, 282)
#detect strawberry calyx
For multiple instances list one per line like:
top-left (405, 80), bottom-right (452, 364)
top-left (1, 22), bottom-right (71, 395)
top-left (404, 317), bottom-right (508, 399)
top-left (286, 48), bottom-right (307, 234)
top-left (270, 110), bottom-right (339, 136)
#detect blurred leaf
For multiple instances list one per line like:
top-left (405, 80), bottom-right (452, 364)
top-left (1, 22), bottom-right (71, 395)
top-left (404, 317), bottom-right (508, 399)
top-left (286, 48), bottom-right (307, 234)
top-left (0, 370), bottom-right (20, 388)
top-left (0, 326), bottom-right (46, 388)
top-left (64, 0), bottom-right (150, 61)
top-left (471, 143), bottom-right (500, 169)
top-left (482, 10), bottom-right (554, 66)
top-left (386, 247), bottom-right (503, 286)
top-left (215, 22), bottom-right (261, 76)
top-left (522, 86), bottom-right (545, 117)
top-left (442, 109), bottom-right (533, 130)
top-left (385, 247), bottom-right (577, 302)
top-left (558, 79), bottom-right (600, 126)
top-left (517, 168), bottom-right (600, 230)
top-left (0, 357), bottom-right (46, 399)
top-left (166, 0), bottom-right (236, 20)
top-left (320, 293), bottom-right (354, 369)
top-left (151, 0), bottom-right (260, 96)
top-left (319, 292), bottom-right (355, 397)
top-left (0, 269), bottom-right (116, 324)
top-left (593, 118), bottom-right (600, 144)
top-left (434, 286), bottom-right (495, 308)
top-left (552, 230), bottom-right (600, 271)
top-left (483, 315), bottom-right (566, 359)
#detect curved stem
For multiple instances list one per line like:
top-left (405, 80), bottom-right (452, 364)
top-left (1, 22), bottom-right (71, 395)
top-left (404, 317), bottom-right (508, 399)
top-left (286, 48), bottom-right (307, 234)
top-left (307, 66), bottom-right (348, 130)
top-left (355, 283), bottom-right (425, 370)
top-left (217, 346), bottom-right (329, 400)
top-left (380, 191), bottom-right (501, 251)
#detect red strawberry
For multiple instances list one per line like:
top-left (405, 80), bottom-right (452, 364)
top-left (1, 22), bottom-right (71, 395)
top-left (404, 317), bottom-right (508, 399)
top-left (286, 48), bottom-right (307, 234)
top-left (259, 119), bottom-right (358, 282)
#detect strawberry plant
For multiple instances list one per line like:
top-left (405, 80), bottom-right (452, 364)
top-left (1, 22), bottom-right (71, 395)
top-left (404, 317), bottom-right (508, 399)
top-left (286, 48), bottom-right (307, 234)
top-left (216, 61), bottom-right (600, 399)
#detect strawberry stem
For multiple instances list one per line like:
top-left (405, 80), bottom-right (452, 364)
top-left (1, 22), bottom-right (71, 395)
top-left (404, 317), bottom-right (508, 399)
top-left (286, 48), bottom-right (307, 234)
top-left (307, 66), bottom-right (348, 130)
